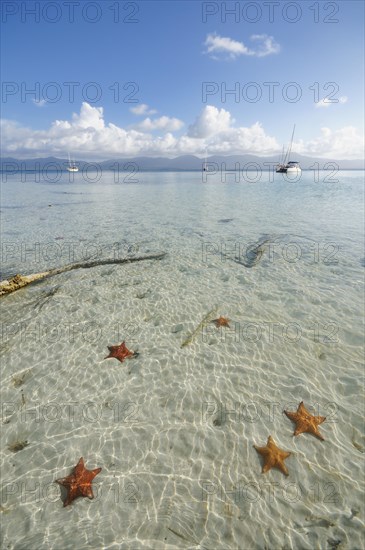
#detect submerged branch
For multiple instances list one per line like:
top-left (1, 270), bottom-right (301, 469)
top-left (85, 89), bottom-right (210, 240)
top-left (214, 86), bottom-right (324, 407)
top-left (181, 306), bottom-right (218, 348)
top-left (232, 237), bottom-right (271, 268)
top-left (0, 253), bottom-right (167, 297)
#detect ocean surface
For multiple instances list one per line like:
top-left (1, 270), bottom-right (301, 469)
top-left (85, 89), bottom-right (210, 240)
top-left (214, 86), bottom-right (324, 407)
top-left (0, 170), bottom-right (364, 550)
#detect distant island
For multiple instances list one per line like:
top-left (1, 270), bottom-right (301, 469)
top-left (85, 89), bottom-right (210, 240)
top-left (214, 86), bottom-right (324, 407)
top-left (0, 154), bottom-right (364, 171)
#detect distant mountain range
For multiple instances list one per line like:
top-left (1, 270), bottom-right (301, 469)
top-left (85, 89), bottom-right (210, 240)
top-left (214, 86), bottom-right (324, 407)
top-left (0, 154), bottom-right (364, 170)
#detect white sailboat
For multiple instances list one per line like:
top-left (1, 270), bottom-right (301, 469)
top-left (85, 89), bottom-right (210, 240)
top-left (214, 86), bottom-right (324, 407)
top-left (276, 125), bottom-right (301, 174)
top-left (67, 153), bottom-right (79, 172)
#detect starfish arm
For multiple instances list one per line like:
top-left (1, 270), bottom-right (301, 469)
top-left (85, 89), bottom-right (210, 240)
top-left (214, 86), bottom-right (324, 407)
top-left (277, 461), bottom-right (289, 476)
top-left (56, 477), bottom-right (72, 488)
top-left (262, 462), bottom-right (272, 473)
top-left (63, 496), bottom-right (73, 507)
top-left (81, 485), bottom-right (94, 499)
top-left (267, 436), bottom-right (280, 448)
top-left (293, 420), bottom-right (323, 439)
top-left (91, 467), bottom-right (102, 478)
top-left (62, 484), bottom-right (79, 506)
top-left (75, 457), bottom-right (85, 476)
top-left (212, 317), bottom-right (230, 327)
top-left (310, 426), bottom-right (325, 440)
top-left (281, 451), bottom-right (291, 459)
top-left (298, 401), bottom-right (308, 414)
top-left (293, 423), bottom-right (308, 436)
top-left (315, 415), bottom-right (326, 425)
top-left (284, 410), bottom-right (299, 422)
top-left (253, 445), bottom-right (270, 456)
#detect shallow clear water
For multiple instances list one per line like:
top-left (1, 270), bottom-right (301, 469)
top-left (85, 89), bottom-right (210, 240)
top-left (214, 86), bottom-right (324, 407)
top-left (1, 170), bottom-right (364, 549)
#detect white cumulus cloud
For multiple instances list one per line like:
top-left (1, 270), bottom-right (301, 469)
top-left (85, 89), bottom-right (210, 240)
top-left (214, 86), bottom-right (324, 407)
top-left (32, 98), bottom-right (47, 107)
top-left (294, 126), bottom-right (363, 159)
top-left (204, 33), bottom-right (280, 59)
top-left (250, 34), bottom-right (281, 57)
top-left (188, 105), bottom-right (232, 138)
top-left (315, 95), bottom-right (348, 108)
top-left (1, 103), bottom-right (363, 160)
top-left (134, 116), bottom-right (184, 132)
top-left (130, 104), bottom-right (157, 115)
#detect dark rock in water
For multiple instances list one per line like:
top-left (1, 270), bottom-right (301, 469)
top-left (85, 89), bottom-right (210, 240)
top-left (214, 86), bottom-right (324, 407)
top-left (213, 416), bottom-right (223, 427)
top-left (218, 218), bottom-right (233, 223)
top-left (8, 440), bottom-right (29, 453)
top-left (327, 539), bottom-right (342, 549)
top-left (360, 258), bottom-right (365, 267)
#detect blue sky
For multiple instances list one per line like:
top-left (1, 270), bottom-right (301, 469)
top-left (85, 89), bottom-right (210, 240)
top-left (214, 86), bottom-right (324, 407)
top-left (1, 0), bottom-right (364, 159)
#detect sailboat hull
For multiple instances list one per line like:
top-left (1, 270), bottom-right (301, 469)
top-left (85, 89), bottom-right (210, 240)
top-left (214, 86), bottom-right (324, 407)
top-left (67, 152), bottom-right (79, 172)
top-left (276, 125), bottom-right (301, 175)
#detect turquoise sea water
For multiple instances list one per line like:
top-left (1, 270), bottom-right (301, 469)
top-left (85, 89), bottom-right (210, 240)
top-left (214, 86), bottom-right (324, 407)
top-left (0, 170), bottom-right (364, 549)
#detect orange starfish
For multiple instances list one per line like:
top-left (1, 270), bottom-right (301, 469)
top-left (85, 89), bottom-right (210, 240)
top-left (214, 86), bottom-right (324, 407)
top-left (55, 457), bottom-right (101, 507)
top-left (212, 316), bottom-right (230, 328)
top-left (254, 436), bottom-right (291, 476)
top-left (105, 341), bottom-right (135, 363)
top-left (284, 401), bottom-right (326, 441)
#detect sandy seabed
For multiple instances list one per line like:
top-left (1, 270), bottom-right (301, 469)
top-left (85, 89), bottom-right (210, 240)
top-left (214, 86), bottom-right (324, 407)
top-left (1, 171), bottom-right (364, 549)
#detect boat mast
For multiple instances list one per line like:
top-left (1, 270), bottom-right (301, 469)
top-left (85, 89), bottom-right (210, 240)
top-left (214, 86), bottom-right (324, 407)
top-left (284, 124), bottom-right (296, 165)
top-left (203, 148), bottom-right (207, 171)
top-left (280, 145), bottom-right (285, 164)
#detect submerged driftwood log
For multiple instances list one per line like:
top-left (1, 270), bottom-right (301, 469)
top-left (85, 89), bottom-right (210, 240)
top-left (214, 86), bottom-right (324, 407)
top-left (0, 253), bottom-right (167, 297)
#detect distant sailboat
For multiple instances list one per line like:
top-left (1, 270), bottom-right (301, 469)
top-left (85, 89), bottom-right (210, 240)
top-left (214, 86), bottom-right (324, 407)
top-left (202, 149), bottom-right (212, 172)
top-left (202, 150), bottom-right (208, 172)
top-left (67, 153), bottom-right (79, 172)
top-left (276, 125), bottom-right (301, 174)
